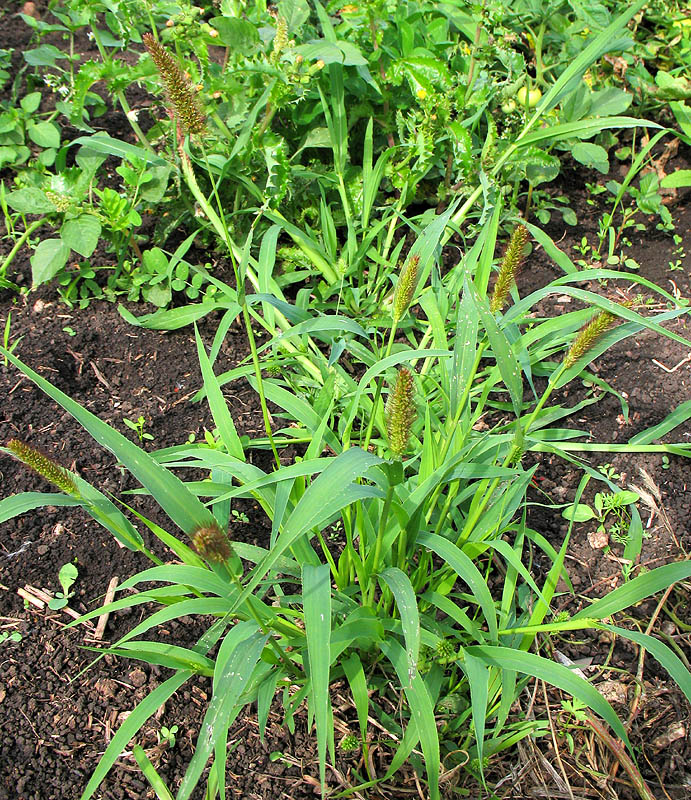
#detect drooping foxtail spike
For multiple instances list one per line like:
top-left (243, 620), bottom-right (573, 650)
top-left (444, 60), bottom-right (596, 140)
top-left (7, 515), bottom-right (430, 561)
top-left (392, 255), bottom-right (420, 322)
top-left (7, 439), bottom-right (79, 497)
top-left (490, 225), bottom-right (529, 313)
top-left (563, 306), bottom-right (624, 368)
top-left (143, 33), bottom-right (206, 135)
top-left (192, 523), bottom-right (234, 563)
top-left (385, 368), bottom-right (416, 459)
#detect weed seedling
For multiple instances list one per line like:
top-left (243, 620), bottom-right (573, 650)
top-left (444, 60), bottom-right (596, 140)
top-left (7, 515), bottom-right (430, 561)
top-left (157, 724), bottom-right (179, 749)
top-left (123, 415), bottom-right (153, 443)
top-left (597, 463), bottom-right (622, 481)
top-left (558, 698), bottom-right (589, 755)
top-left (48, 562), bottom-right (79, 610)
top-left (563, 489), bottom-right (640, 543)
top-left (668, 234), bottom-right (686, 272)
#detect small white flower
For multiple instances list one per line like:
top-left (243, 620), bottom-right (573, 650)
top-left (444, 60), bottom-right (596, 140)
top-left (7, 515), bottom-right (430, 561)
top-left (126, 109), bottom-right (140, 122)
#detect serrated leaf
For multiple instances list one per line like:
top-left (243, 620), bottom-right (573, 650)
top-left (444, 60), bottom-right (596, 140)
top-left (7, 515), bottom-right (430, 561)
top-left (76, 145), bottom-right (108, 177)
top-left (590, 87), bottom-right (632, 116)
top-left (139, 164), bottom-right (171, 203)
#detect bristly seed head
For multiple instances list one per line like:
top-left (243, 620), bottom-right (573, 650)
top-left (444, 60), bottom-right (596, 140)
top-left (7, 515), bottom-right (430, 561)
top-left (564, 305), bottom-right (627, 368)
top-left (192, 523), bottom-right (233, 563)
top-left (7, 439), bottom-right (79, 496)
top-left (434, 638), bottom-right (456, 663)
top-left (490, 225), bottom-right (529, 313)
top-left (393, 255), bottom-right (420, 322)
top-left (339, 733), bottom-right (360, 753)
top-left (143, 33), bottom-right (206, 135)
top-left (385, 368), bottom-right (416, 459)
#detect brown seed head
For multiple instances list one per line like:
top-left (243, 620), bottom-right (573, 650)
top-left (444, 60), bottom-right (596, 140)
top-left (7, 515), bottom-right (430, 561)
top-left (7, 439), bottom-right (79, 496)
top-left (143, 33), bottom-right (206, 135)
top-left (192, 523), bottom-right (233, 563)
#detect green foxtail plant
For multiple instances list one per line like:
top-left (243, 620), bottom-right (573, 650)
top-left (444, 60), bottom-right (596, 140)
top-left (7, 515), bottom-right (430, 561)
top-left (3, 210), bottom-right (691, 799)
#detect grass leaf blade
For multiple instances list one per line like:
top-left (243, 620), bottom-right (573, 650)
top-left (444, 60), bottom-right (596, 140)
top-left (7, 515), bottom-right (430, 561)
top-left (303, 564), bottom-right (333, 790)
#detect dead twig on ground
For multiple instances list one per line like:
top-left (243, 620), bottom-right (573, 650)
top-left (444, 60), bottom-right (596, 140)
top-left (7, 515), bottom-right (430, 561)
top-left (89, 576), bottom-right (119, 641)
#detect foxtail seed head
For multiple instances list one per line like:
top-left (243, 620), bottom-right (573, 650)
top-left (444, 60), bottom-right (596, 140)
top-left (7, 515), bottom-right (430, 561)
top-left (192, 523), bottom-right (233, 563)
top-left (490, 225), bottom-right (529, 313)
top-left (385, 368), bottom-right (416, 459)
top-left (392, 255), bottom-right (420, 322)
top-left (564, 306), bottom-right (625, 368)
top-left (7, 439), bottom-right (79, 496)
top-left (143, 33), bottom-right (206, 135)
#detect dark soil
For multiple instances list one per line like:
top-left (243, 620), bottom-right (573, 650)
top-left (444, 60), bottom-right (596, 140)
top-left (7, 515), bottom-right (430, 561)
top-left (1, 2), bottom-right (691, 799)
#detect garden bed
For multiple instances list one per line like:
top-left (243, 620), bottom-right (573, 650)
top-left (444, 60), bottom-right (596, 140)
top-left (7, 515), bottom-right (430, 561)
top-left (2, 184), bottom-right (690, 800)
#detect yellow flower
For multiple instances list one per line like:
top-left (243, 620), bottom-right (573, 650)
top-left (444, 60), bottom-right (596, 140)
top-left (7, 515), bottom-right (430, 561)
top-left (416, 88), bottom-right (427, 100)
top-left (340, 4), bottom-right (359, 12)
